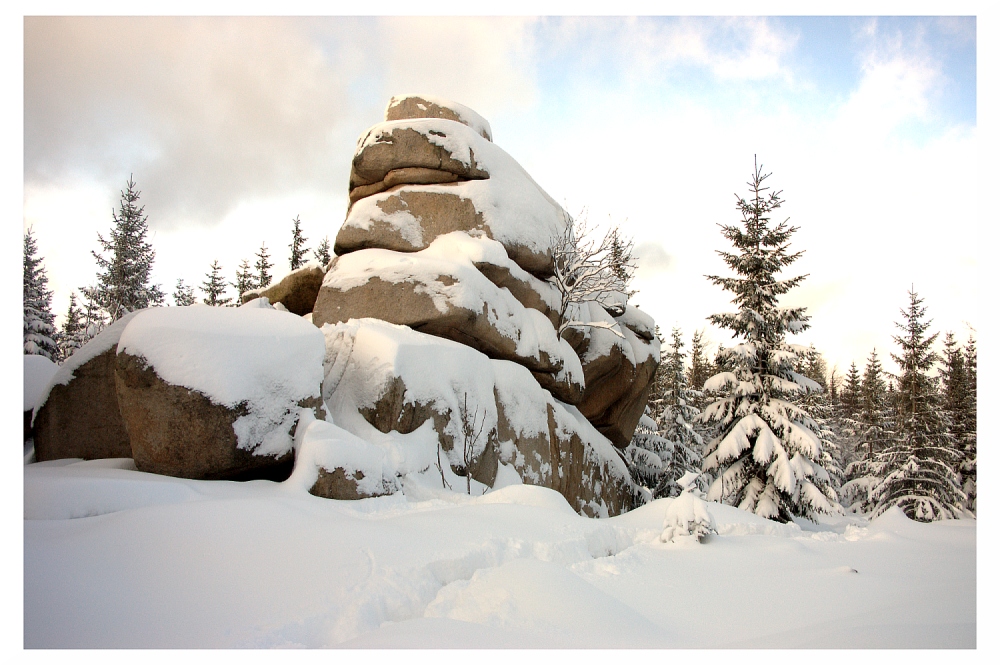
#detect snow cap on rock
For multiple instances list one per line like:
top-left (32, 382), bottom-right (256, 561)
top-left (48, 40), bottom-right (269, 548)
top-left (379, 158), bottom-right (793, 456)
top-left (33, 310), bottom-right (142, 414)
top-left (386, 94), bottom-right (493, 141)
top-left (117, 305), bottom-right (325, 456)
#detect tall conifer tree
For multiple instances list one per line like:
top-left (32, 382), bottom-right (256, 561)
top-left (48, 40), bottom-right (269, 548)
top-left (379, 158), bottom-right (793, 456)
top-left (23, 228), bottom-right (59, 361)
top-left (232, 259), bottom-right (256, 304)
top-left (654, 327), bottom-right (704, 497)
top-left (868, 289), bottom-right (964, 521)
top-left (201, 260), bottom-right (232, 306)
top-left (842, 349), bottom-right (894, 513)
top-left (288, 215), bottom-right (309, 270)
top-left (942, 332), bottom-right (976, 512)
top-left (84, 177), bottom-right (164, 322)
top-left (313, 236), bottom-right (332, 266)
top-left (963, 337), bottom-right (977, 511)
top-left (254, 243), bottom-right (273, 290)
top-left (57, 292), bottom-right (86, 362)
top-left (700, 160), bottom-right (838, 522)
top-left (840, 363), bottom-right (863, 422)
top-left (172, 279), bottom-right (196, 306)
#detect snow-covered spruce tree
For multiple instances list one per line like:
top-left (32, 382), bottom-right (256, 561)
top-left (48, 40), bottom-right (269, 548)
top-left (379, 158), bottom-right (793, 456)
top-left (313, 235), bottom-right (332, 266)
top-left (868, 289), bottom-right (965, 521)
top-left (796, 344), bottom-right (828, 390)
top-left (962, 336), bottom-right (977, 511)
top-left (23, 228), bottom-right (59, 361)
top-left (794, 345), bottom-right (847, 502)
top-left (57, 292), bottom-right (85, 362)
top-left (687, 329), bottom-right (712, 408)
top-left (201, 260), bottom-right (232, 306)
top-left (232, 259), bottom-right (256, 304)
top-left (288, 215), bottom-right (309, 270)
top-left (653, 328), bottom-right (704, 497)
top-left (550, 213), bottom-right (636, 334)
top-left (700, 161), bottom-right (839, 523)
top-left (78, 286), bottom-right (107, 342)
top-left (842, 350), bottom-right (893, 514)
top-left (254, 243), bottom-right (273, 290)
top-left (172, 278), bottom-right (196, 306)
top-left (942, 332), bottom-right (976, 512)
top-left (625, 327), bottom-right (671, 498)
top-left (84, 177), bottom-right (165, 322)
top-left (835, 361), bottom-right (863, 471)
top-left (626, 327), bottom-right (704, 499)
top-left (608, 228), bottom-right (637, 301)
top-left (625, 410), bottom-right (671, 499)
top-left (685, 329), bottom-right (716, 445)
top-left (840, 362), bottom-right (863, 424)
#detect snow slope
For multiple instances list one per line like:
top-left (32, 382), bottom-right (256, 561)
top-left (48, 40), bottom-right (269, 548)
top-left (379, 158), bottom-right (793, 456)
top-left (23, 458), bottom-right (975, 649)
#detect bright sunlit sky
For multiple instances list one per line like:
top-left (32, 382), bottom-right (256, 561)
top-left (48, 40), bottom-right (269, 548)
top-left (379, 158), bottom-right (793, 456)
top-left (17, 4), bottom-right (990, 379)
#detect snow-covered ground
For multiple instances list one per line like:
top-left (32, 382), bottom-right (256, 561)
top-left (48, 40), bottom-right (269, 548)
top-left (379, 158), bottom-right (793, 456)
top-left (24, 458), bottom-right (975, 649)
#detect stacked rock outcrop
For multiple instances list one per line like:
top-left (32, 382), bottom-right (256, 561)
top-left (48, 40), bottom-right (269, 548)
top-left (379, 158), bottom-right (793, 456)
top-left (314, 94), bottom-right (660, 515)
top-left (28, 94), bottom-right (659, 518)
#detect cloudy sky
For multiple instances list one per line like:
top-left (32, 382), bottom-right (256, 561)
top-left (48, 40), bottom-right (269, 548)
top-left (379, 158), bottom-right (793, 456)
top-left (22, 12), bottom-right (980, 378)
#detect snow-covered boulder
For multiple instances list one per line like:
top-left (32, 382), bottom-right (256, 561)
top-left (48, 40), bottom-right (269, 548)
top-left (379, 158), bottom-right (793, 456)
top-left (23, 354), bottom-right (58, 441)
top-left (336, 110), bottom-right (570, 276)
top-left (32, 312), bottom-right (141, 462)
top-left (321, 318), bottom-right (637, 516)
top-left (348, 119), bottom-right (490, 204)
top-left (313, 233), bottom-right (583, 403)
top-left (562, 302), bottom-right (659, 447)
top-left (240, 262), bottom-right (327, 315)
top-left (385, 93), bottom-right (493, 141)
top-left (114, 306), bottom-right (326, 480)
top-left (286, 411), bottom-right (400, 500)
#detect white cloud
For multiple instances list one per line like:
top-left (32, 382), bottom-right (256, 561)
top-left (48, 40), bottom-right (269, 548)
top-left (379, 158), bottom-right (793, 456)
top-left (836, 18), bottom-right (943, 137)
top-left (591, 17), bottom-right (798, 84)
top-left (371, 17), bottom-right (540, 123)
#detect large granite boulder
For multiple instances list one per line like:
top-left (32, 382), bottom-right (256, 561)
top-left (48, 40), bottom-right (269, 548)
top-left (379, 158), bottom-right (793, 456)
top-left (313, 233), bottom-right (583, 404)
top-left (349, 120), bottom-right (490, 204)
top-left (32, 312), bottom-right (141, 462)
top-left (285, 412), bottom-right (402, 500)
top-left (240, 262), bottom-right (326, 315)
top-left (114, 305), bottom-right (326, 480)
top-left (336, 115), bottom-right (569, 277)
top-left (562, 303), bottom-right (660, 448)
top-left (320, 318), bottom-right (637, 516)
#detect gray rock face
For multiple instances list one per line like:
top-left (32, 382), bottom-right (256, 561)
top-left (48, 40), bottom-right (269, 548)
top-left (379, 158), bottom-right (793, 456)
top-left (112, 306), bottom-right (327, 481)
top-left (32, 313), bottom-right (141, 462)
top-left (241, 264), bottom-right (326, 315)
top-left (336, 113), bottom-right (568, 278)
top-left (385, 94), bottom-right (493, 141)
top-left (320, 318), bottom-right (638, 516)
top-left (114, 351), bottom-right (320, 480)
top-left (309, 467), bottom-right (396, 500)
top-left (33, 346), bottom-right (133, 462)
top-left (349, 123), bottom-right (490, 204)
top-left (562, 305), bottom-right (660, 448)
top-left (312, 246), bottom-right (583, 404)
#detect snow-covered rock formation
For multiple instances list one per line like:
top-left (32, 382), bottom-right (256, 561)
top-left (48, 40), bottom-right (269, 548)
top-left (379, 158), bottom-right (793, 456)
top-left (316, 95), bottom-right (658, 515)
top-left (114, 305), bottom-right (326, 480)
top-left (27, 94), bottom-right (659, 517)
